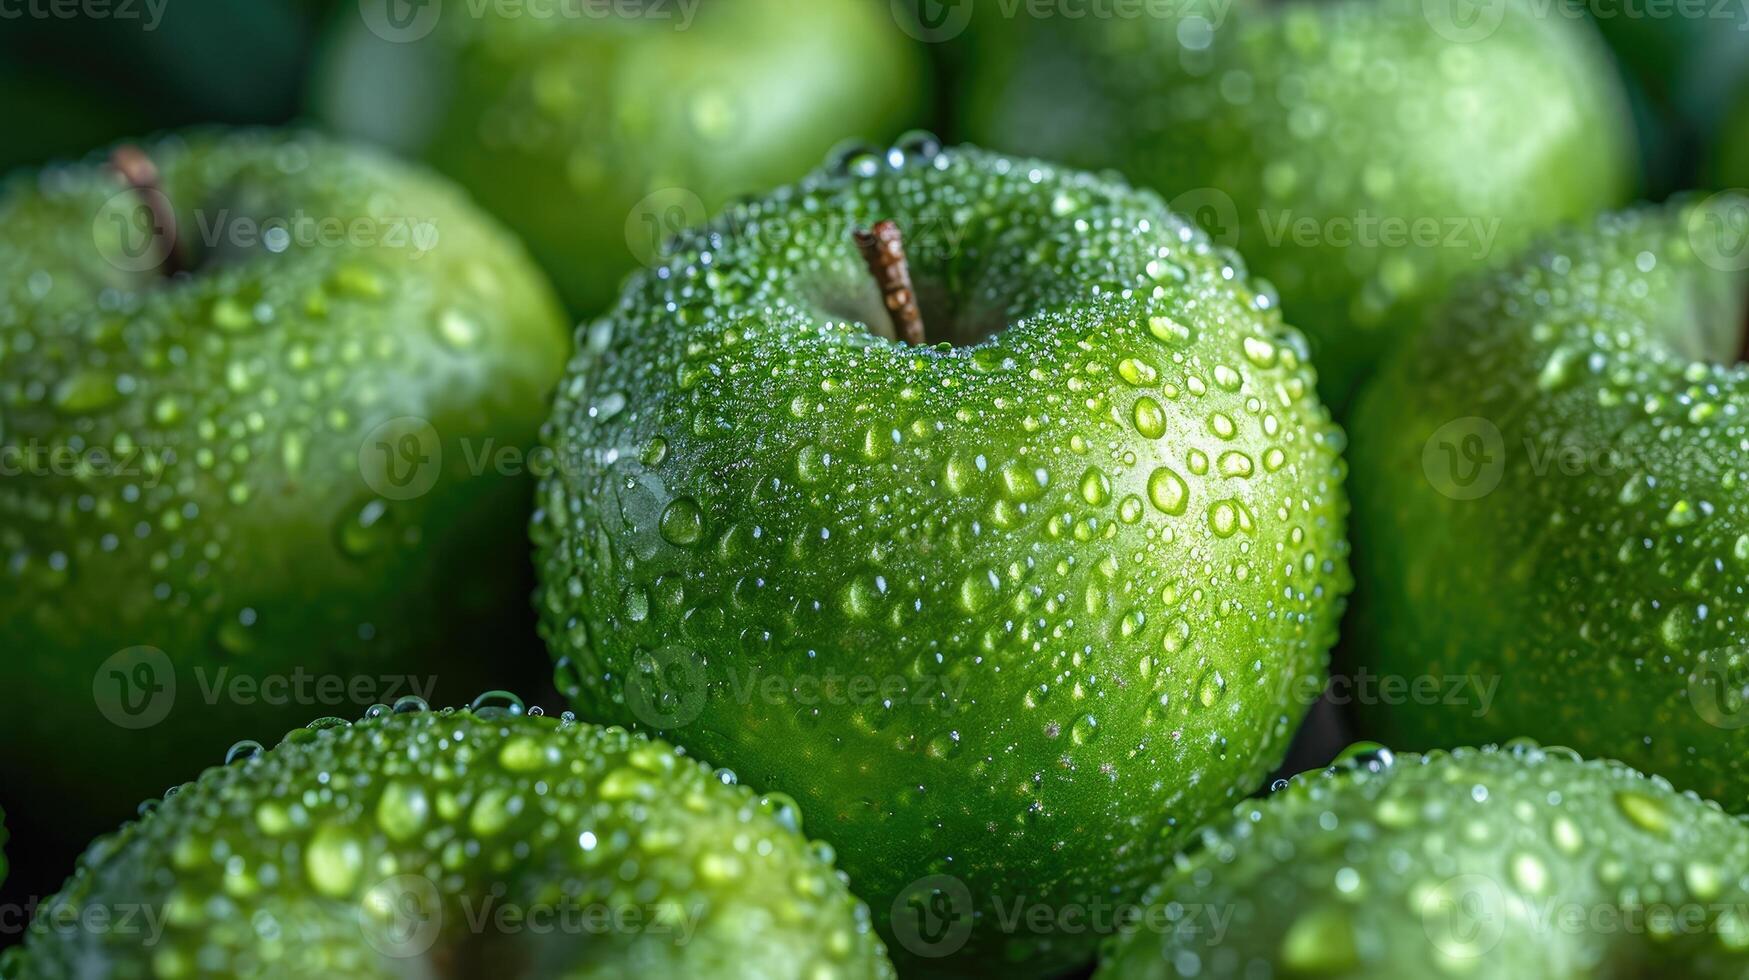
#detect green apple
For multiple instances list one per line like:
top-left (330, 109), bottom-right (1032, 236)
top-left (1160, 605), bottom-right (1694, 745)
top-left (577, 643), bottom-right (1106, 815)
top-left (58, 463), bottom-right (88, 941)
top-left (1, 696), bottom-right (893, 978)
top-left (956, 0), bottom-right (1635, 406)
top-left (311, 0), bottom-right (929, 315)
top-left (533, 141), bottom-right (1352, 975)
top-left (0, 130), bottom-right (569, 844)
top-left (1347, 194), bottom-right (1749, 805)
top-left (1099, 742), bottom-right (1749, 978)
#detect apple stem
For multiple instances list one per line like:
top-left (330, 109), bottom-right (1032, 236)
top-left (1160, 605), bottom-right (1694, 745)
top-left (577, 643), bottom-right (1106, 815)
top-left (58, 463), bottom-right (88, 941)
top-left (109, 145), bottom-right (184, 278)
top-left (854, 220), bottom-right (927, 346)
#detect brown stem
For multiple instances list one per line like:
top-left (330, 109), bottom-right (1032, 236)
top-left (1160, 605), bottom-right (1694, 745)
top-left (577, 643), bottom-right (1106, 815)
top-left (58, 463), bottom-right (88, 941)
top-left (854, 220), bottom-right (926, 346)
top-left (109, 145), bottom-right (183, 277)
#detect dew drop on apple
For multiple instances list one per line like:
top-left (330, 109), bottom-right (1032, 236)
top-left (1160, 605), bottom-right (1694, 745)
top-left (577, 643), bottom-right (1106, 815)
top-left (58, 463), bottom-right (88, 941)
top-left (1278, 903), bottom-right (1358, 974)
top-left (52, 368), bottom-right (120, 414)
top-left (1079, 467), bottom-right (1111, 506)
top-left (1613, 790), bottom-right (1671, 834)
top-left (1117, 356), bottom-right (1158, 386)
top-left (224, 739), bottom-right (264, 765)
top-left (1147, 314), bottom-right (1195, 346)
top-left (1133, 397), bottom-right (1166, 438)
top-left (659, 498), bottom-right (703, 546)
top-left (828, 143), bottom-right (882, 179)
top-left (436, 308), bottom-right (481, 349)
top-left (1118, 494), bottom-right (1146, 523)
top-left (214, 607), bottom-right (259, 655)
top-left (336, 498), bottom-right (392, 558)
top-left (1196, 668), bottom-right (1226, 707)
top-left (1148, 467), bottom-right (1189, 515)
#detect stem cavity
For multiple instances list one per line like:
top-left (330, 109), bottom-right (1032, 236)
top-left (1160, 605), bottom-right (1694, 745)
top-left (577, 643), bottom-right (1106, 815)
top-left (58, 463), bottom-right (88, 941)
top-left (109, 145), bottom-right (183, 278)
top-left (854, 220), bottom-right (926, 346)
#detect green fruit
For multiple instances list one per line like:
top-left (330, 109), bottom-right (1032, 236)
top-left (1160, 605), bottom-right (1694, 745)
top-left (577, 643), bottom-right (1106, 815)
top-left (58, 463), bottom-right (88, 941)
top-left (1099, 743), bottom-right (1749, 978)
top-left (957, 0), bottom-right (1634, 405)
top-left (533, 141), bottom-right (1352, 974)
top-left (312, 0), bottom-right (929, 315)
top-left (1348, 195), bottom-right (1749, 805)
top-left (2, 696), bottom-right (892, 978)
top-left (0, 130), bottom-right (569, 840)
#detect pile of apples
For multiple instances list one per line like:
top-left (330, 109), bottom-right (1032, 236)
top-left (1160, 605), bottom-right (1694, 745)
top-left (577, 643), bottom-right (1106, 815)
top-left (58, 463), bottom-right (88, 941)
top-left (5, 1), bottom-right (1749, 977)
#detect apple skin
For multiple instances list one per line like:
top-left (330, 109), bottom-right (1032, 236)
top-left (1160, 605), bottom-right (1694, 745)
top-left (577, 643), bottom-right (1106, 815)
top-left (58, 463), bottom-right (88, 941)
top-left (956, 0), bottom-right (1635, 406)
top-left (1098, 743), bottom-right (1749, 978)
top-left (312, 0), bottom-right (929, 316)
top-left (1347, 196), bottom-right (1749, 807)
top-left (533, 142), bottom-right (1352, 975)
top-left (2, 700), bottom-right (894, 978)
top-left (0, 130), bottom-right (570, 844)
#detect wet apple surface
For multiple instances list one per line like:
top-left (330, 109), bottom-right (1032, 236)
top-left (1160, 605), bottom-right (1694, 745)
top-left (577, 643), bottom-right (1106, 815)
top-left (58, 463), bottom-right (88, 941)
top-left (534, 141), bottom-right (1352, 974)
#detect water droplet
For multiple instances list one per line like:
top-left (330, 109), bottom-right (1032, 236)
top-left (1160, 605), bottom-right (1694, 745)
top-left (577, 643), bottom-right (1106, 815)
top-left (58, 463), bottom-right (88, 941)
top-left (660, 498), bottom-right (704, 546)
top-left (1133, 397), bottom-right (1167, 439)
top-left (224, 740), bottom-right (264, 765)
top-left (376, 781), bottom-right (429, 841)
top-left (1279, 904), bottom-right (1357, 972)
top-left (1148, 467), bottom-right (1189, 515)
top-left (52, 369), bottom-right (119, 414)
top-left (1197, 668), bottom-right (1226, 707)
top-left (305, 824), bottom-right (363, 898)
top-left (1079, 467), bottom-right (1111, 506)
top-left (1614, 790), bottom-right (1671, 834)
top-left (468, 689), bottom-right (521, 721)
